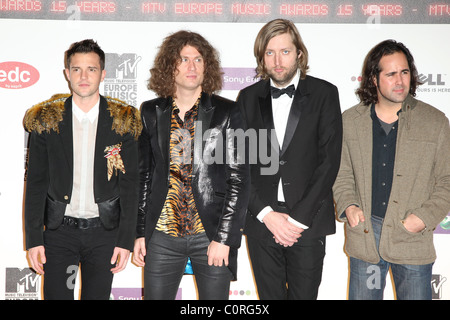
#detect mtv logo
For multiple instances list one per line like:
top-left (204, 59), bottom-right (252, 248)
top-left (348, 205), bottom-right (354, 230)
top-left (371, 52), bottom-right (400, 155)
top-left (105, 53), bottom-right (142, 80)
top-left (5, 268), bottom-right (39, 294)
top-left (431, 274), bottom-right (447, 299)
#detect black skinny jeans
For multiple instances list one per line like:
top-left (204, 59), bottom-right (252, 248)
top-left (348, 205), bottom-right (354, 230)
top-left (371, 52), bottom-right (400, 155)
top-left (143, 230), bottom-right (232, 300)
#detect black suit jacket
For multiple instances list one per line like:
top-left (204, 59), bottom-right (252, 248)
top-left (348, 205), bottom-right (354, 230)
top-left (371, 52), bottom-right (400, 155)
top-left (136, 93), bottom-right (250, 278)
top-left (24, 95), bottom-right (140, 251)
top-left (237, 75), bottom-right (342, 239)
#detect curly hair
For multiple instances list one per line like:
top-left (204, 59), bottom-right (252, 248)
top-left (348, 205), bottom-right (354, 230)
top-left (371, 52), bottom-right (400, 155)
top-left (148, 30), bottom-right (223, 97)
top-left (356, 39), bottom-right (421, 105)
top-left (253, 19), bottom-right (309, 80)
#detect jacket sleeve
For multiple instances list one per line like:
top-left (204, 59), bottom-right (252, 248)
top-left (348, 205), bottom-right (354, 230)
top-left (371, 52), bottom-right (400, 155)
top-left (213, 103), bottom-right (250, 248)
top-left (235, 91), bottom-right (268, 218)
top-left (136, 103), bottom-right (154, 238)
top-left (24, 130), bottom-right (49, 249)
top-left (116, 131), bottom-right (140, 250)
top-left (289, 85), bottom-right (343, 227)
top-left (332, 118), bottom-right (361, 222)
top-left (407, 115), bottom-right (450, 229)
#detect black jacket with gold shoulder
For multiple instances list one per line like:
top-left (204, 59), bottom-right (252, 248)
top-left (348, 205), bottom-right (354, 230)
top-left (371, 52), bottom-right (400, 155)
top-left (23, 94), bottom-right (142, 251)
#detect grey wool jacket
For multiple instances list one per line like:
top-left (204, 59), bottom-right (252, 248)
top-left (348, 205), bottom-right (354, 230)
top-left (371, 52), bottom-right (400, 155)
top-left (333, 94), bottom-right (450, 265)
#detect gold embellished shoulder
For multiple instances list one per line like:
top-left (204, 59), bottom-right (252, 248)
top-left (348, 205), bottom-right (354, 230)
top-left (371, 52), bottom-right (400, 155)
top-left (23, 94), bottom-right (142, 139)
top-left (23, 94), bottom-right (70, 134)
top-left (106, 96), bottom-right (142, 140)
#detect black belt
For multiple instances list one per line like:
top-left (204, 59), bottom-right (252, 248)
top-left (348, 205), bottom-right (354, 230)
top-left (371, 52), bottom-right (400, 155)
top-left (63, 216), bottom-right (102, 229)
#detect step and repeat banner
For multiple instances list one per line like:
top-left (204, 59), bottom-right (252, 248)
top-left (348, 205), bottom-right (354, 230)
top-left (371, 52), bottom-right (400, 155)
top-left (0, 0), bottom-right (449, 300)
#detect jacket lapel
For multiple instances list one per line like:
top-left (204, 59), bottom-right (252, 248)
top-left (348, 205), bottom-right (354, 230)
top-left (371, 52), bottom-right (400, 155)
top-left (193, 93), bottom-right (215, 174)
top-left (280, 77), bottom-right (306, 157)
top-left (154, 94), bottom-right (215, 174)
top-left (92, 96), bottom-right (114, 194)
top-left (155, 97), bottom-right (172, 165)
top-left (59, 97), bottom-right (73, 174)
top-left (259, 81), bottom-right (280, 152)
top-left (355, 104), bottom-right (373, 209)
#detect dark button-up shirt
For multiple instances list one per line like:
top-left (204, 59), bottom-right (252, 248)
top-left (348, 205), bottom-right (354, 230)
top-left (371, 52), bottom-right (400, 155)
top-left (371, 104), bottom-right (399, 218)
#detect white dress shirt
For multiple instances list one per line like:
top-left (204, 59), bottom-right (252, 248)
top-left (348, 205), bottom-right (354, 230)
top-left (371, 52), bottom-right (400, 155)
top-left (257, 70), bottom-right (309, 230)
top-left (64, 99), bottom-right (99, 219)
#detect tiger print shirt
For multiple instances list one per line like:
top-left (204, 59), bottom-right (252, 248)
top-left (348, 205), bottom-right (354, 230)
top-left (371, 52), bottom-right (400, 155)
top-left (155, 96), bottom-right (205, 237)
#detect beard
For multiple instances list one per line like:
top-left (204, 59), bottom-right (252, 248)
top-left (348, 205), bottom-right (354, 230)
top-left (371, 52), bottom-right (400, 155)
top-left (266, 62), bottom-right (298, 87)
top-left (377, 85), bottom-right (409, 105)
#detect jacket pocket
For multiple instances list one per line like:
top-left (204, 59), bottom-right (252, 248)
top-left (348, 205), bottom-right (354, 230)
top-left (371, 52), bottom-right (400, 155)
top-left (98, 196), bottom-right (120, 230)
top-left (44, 195), bottom-right (66, 229)
top-left (389, 219), bottom-right (434, 260)
top-left (344, 222), bottom-right (369, 259)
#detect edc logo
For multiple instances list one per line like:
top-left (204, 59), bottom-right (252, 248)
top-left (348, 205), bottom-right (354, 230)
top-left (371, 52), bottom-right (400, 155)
top-left (0, 61), bottom-right (40, 89)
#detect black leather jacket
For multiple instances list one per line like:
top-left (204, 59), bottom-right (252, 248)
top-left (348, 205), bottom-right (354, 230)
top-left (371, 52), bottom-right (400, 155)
top-left (136, 93), bottom-right (250, 276)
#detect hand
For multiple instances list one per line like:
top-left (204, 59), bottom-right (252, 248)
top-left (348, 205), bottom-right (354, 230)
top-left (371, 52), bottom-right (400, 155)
top-left (402, 214), bottom-right (426, 233)
top-left (345, 205), bottom-right (365, 227)
top-left (27, 245), bottom-right (46, 275)
top-left (207, 241), bottom-right (230, 267)
top-left (263, 211), bottom-right (303, 247)
top-left (110, 247), bottom-right (130, 273)
top-left (132, 237), bottom-right (146, 267)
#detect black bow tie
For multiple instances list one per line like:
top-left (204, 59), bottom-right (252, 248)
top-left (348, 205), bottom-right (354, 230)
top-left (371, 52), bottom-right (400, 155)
top-left (270, 84), bottom-right (295, 99)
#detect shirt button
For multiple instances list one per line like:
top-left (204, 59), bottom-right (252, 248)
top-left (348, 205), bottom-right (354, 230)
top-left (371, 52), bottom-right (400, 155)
top-left (64, 195), bottom-right (69, 200)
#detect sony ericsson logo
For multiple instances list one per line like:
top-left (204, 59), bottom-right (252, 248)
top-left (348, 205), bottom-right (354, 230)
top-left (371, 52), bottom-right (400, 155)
top-left (222, 68), bottom-right (259, 91)
top-left (0, 61), bottom-right (40, 89)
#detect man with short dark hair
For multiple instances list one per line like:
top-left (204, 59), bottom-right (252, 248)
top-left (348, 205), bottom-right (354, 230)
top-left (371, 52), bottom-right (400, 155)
top-left (24, 39), bottom-right (141, 299)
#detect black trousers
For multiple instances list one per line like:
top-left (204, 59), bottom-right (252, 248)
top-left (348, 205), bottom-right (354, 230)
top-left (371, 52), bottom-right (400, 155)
top-left (247, 202), bottom-right (326, 300)
top-left (43, 220), bottom-right (118, 300)
top-left (144, 230), bottom-right (232, 300)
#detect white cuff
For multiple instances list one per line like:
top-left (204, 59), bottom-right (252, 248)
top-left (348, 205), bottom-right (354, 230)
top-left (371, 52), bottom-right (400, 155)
top-left (257, 206), bottom-right (273, 223)
top-left (257, 206), bottom-right (309, 229)
top-left (288, 217), bottom-right (309, 229)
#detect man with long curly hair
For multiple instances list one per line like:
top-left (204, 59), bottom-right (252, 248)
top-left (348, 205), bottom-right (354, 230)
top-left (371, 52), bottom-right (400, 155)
top-left (333, 39), bottom-right (450, 299)
top-left (133, 31), bottom-right (250, 300)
